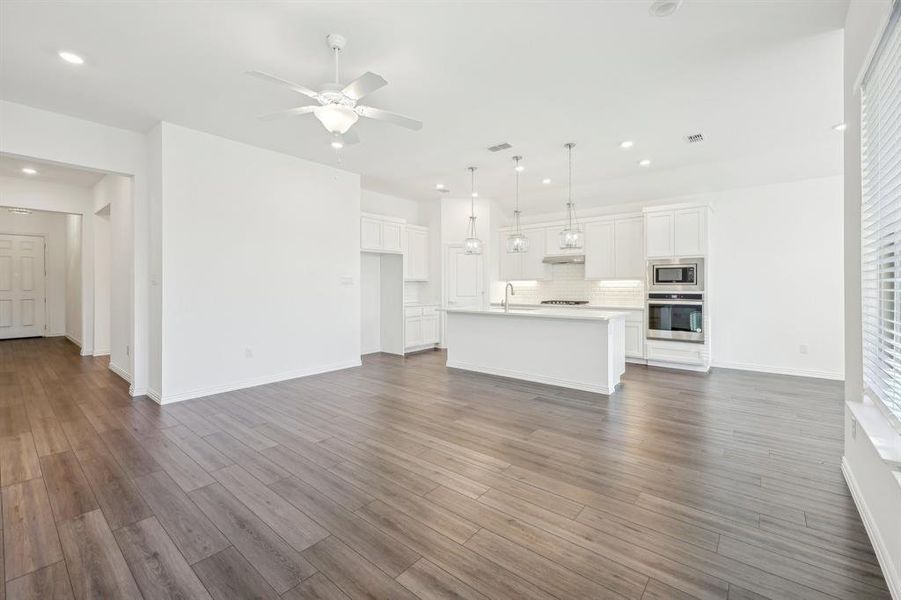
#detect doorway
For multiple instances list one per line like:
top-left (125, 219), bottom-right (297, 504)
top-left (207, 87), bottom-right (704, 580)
top-left (0, 233), bottom-right (45, 339)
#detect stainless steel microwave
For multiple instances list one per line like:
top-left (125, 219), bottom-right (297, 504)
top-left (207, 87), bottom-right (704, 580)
top-left (648, 258), bottom-right (704, 292)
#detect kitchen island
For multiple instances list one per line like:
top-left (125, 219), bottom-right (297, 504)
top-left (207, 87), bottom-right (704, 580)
top-left (443, 307), bottom-right (627, 394)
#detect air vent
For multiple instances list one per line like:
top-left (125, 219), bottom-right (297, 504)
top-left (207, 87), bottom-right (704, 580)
top-left (487, 142), bottom-right (512, 152)
top-left (685, 133), bottom-right (705, 144)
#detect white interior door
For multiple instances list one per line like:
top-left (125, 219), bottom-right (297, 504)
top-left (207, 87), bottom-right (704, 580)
top-left (0, 234), bottom-right (46, 339)
top-left (446, 246), bottom-right (483, 309)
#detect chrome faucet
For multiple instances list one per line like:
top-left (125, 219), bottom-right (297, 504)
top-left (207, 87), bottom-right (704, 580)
top-left (504, 282), bottom-right (515, 312)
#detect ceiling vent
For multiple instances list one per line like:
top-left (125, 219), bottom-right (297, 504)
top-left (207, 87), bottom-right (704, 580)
top-left (685, 133), bottom-right (705, 144)
top-left (487, 142), bottom-right (512, 152)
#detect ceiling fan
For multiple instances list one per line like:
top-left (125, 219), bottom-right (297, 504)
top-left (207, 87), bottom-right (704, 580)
top-left (247, 33), bottom-right (422, 148)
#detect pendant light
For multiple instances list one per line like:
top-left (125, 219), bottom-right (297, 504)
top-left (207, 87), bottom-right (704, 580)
top-left (463, 166), bottom-right (483, 254)
top-left (506, 156), bottom-right (529, 253)
top-left (559, 142), bottom-right (583, 250)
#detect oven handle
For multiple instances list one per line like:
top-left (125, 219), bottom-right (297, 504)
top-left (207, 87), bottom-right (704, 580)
top-left (647, 301), bottom-right (704, 306)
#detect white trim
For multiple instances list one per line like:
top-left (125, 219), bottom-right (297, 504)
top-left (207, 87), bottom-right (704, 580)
top-left (711, 359), bottom-right (843, 381)
top-left (130, 384), bottom-right (146, 397)
top-left (152, 359), bottom-right (362, 405)
top-left (92, 351), bottom-right (110, 357)
top-left (842, 457), bottom-right (901, 600)
top-left (65, 334), bottom-right (82, 348)
top-left (108, 361), bottom-right (131, 384)
top-left (647, 360), bottom-right (710, 373)
top-left (446, 359), bottom-right (616, 395)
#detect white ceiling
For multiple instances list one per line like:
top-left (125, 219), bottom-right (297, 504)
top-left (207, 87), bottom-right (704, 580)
top-left (0, 153), bottom-right (106, 188)
top-left (0, 1), bottom-right (847, 212)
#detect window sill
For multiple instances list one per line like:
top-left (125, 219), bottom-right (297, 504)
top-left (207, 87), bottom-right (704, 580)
top-left (847, 397), bottom-right (901, 470)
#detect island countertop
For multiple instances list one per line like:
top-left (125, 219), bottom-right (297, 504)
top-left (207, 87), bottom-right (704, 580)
top-left (442, 307), bottom-right (627, 322)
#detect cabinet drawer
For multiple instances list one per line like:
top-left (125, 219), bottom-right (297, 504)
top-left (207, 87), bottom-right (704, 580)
top-left (646, 341), bottom-right (705, 365)
top-left (404, 307), bottom-right (423, 318)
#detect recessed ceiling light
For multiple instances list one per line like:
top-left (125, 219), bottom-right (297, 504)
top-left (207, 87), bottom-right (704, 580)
top-left (471, 192), bottom-right (478, 198)
top-left (58, 51), bottom-right (84, 65)
top-left (620, 140), bottom-right (634, 149)
top-left (832, 122), bottom-right (847, 132)
top-left (542, 178), bottom-right (552, 184)
top-left (639, 159), bottom-right (652, 167)
top-left (649, 0), bottom-right (682, 17)
top-left (435, 183), bottom-right (446, 190)
top-left (21, 167), bottom-right (38, 175)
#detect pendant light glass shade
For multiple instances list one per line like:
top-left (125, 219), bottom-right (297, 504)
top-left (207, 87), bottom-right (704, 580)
top-left (463, 166), bottom-right (483, 255)
top-left (507, 156), bottom-right (530, 254)
top-left (559, 142), bottom-right (583, 250)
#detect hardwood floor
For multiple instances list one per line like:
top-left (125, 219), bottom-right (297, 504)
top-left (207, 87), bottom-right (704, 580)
top-left (0, 336), bottom-right (888, 599)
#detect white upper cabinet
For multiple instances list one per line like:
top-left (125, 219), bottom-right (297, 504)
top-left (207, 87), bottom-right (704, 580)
top-left (614, 216), bottom-right (645, 278)
top-left (645, 212), bottom-right (675, 258)
top-left (499, 227), bottom-right (549, 281)
top-left (673, 208), bottom-right (706, 257)
top-left (361, 214), bottom-right (405, 253)
top-left (584, 220), bottom-right (615, 279)
top-left (644, 205), bottom-right (708, 258)
top-left (584, 216), bottom-right (643, 280)
top-left (404, 225), bottom-right (429, 281)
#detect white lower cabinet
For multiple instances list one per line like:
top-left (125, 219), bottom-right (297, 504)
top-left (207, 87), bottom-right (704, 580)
top-left (623, 310), bottom-right (644, 360)
top-left (404, 305), bottom-right (439, 350)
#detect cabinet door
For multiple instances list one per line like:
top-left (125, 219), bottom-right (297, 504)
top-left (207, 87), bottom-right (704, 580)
top-left (521, 228), bottom-right (549, 280)
top-left (414, 230), bottom-right (429, 280)
top-left (645, 212), bottom-right (674, 258)
top-left (382, 222), bottom-right (404, 252)
top-left (624, 321), bottom-right (643, 358)
top-left (361, 217), bottom-right (382, 251)
top-left (405, 317), bottom-right (422, 347)
top-left (673, 208), bottom-right (705, 257)
top-left (614, 217), bottom-right (644, 279)
top-left (421, 316), bottom-right (439, 344)
top-left (584, 220), bottom-right (615, 280)
top-left (499, 236), bottom-right (523, 281)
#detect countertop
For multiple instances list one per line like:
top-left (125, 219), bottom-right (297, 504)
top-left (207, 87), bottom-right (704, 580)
top-left (444, 307), bottom-right (628, 321)
top-left (489, 302), bottom-right (644, 311)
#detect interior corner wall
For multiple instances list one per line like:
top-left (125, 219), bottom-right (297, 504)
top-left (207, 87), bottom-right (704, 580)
top-left (360, 252), bottom-right (382, 354)
top-left (0, 101), bottom-right (148, 394)
top-left (92, 210), bottom-right (111, 356)
top-left (157, 122), bottom-right (361, 403)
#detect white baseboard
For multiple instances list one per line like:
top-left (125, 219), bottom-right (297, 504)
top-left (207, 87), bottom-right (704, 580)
top-left (108, 361), bottom-right (132, 384)
top-left (711, 359), bottom-right (843, 381)
top-left (842, 457), bottom-right (901, 600)
top-left (153, 359), bottom-right (362, 405)
top-left (646, 360), bottom-right (710, 373)
top-left (446, 359), bottom-right (615, 395)
top-left (65, 334), bottom-right (82, 348)
top-left (92, 351), bottom-right (110, 358)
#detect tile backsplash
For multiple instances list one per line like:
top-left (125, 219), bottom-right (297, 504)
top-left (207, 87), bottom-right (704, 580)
top-left (509, 264), bottom-right (644, 307)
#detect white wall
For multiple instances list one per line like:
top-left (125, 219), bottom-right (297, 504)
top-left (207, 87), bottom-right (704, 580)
top-left (361, 189), bottom-right (421, 224)
top-left (841, 2), bottom-right (901, 598)
top-left (0, 209), bottom-right (68, 336)
top-left (0, 101), bottom-right (148, 394)
top-left (92, 210), bottom-right (111, 355)
top-left (710, 176), bottom-right (844, 379)
top-left (65, 214), bottom-right (82, 345)
top-left (156, 122), bottom-right (361, 402)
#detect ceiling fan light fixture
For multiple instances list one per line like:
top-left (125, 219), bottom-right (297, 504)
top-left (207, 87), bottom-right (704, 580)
top-left (314, 104), bottom-right (359, 134)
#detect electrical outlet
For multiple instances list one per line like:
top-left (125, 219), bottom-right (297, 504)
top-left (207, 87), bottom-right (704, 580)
top-left (799, 344), bottom-right (808, 355)
top-left (244, 348), bottom-right (253, 359)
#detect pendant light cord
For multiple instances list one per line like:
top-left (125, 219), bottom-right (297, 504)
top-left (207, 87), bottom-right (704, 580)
top-left (565, 143), bottom-right (576, 229)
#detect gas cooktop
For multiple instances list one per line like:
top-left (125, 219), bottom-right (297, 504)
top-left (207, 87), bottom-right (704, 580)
top-left (540, 300), bottom-right (589, 305)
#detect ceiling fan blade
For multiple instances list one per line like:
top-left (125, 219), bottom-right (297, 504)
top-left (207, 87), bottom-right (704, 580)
top-left (356, 105), bottom-right (423, 131)
top-left (257, 105), bottom-right (317, 121)
top-left (246, 70), bottom-right (320, 99)
top-left (341, 72), bottom-right (387, 101)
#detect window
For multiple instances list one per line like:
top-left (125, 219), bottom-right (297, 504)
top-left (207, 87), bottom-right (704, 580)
top-left (861, 3), bottom-right (901, 423)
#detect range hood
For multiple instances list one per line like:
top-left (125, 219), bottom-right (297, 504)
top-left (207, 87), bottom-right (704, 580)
top-left (542, 254), bottom-right (586, 264)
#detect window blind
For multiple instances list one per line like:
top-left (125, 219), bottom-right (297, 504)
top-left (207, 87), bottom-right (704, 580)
top-left (861, 1), bottom-right (901, 423)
